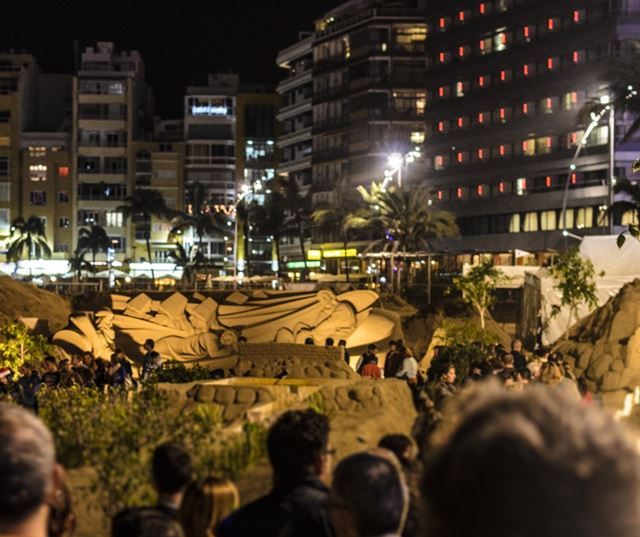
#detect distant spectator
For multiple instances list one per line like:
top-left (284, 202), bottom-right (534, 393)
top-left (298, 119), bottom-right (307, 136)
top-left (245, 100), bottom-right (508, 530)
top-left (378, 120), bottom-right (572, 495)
top-left (324, 337), bottom-right (334, 347)
top-left (218, 409), bottom-right (331, 537)
top-left (82, 351), bottom-right (95, 369)
top-left (42, 356), bottom-right (60, 389)
top-left (356, 344), bottom-right (378, 374)
top-left (331, 450), bottom-right (408, 537)
top-left (152, 443), bottom-right (193, 519)
top-left (112, 508), bottom-right (184, 537)
top-left (422, 384), bottom-right (640, 537)
top-left (0, 368), bottom-right (16, 402)
top-left (0, 402), bottom-right (62, 537)
top-left (497, 354), bottom-right (516, 382)
top-left (511, 339), bottom-right (527, 371)
top-left (237, 336), bottom-right (248, 344)
top-left (93, 358), bottom-right (109, 388)
top-left (396, 352), bottom-right (419, 385)
top-left (142, 339), bottom-right (161, 381)
top-left (433, 364), bottom-right (457, 409)
top-left (18, 362), bottom-right (41, 411)
top-left (465, 360), bottom-right (492, 383)
top-left (384, 340), bottom-right (403, 379)
top-left (539, 362), bottom-right (580, 401)
top-left (57, 360), bottom-right (82, 389)
top-left (338, 339), bottom-right (350, 367)
top-left (304, 337), bottom-right (315, 346)
top-left (72, 354), bottom-right (95, 386)
top-left (361, 356), bottom-right (382, 379)
top-left (179, 476), bottom-right (239, 537)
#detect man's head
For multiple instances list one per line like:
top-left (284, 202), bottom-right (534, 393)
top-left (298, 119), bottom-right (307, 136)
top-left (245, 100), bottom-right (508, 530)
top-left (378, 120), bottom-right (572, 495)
top-left (338, 339), bottom-right (347, 348)
top-left (112, 508), bottom-right (184, 537)
top-left (439, 364), bottom-right (456, 384)
top-left (0, 403), bottom-right (58, 532)
top-left (82, 352), bottom-right (94, 367)
top-left (267, 409), bottom-right (330, 484)
top-left (378, 434), bottom-right (416, 468)
top-left (0, 368), bottom-right (9, 385)
top-left (59, 359), bottom-right (71, 373)
top-left (44, 356), bottom-right (57, 372)
top-left (501, 354), bottom-right (515, 368)
top-left (389, 340), bottom-right (397, 350)
top-left (368, 344), bottom-right (377, 353)
top-left (512, 339), bottom-right (523, 353)
top-left (332, 450), bottom-right (408, 537)
top-left (152, 443), bottom-right (193, 497)
top-left (422, 385), bottom-right (640, 537)
top-left (19, 362), bottom-right (33, 377)
top-left (72, 355), bottom-right (83, 367)
top-left (325, 337), bottom-right (334, 347)
top-left (144, 339), bottom-right (155, 352)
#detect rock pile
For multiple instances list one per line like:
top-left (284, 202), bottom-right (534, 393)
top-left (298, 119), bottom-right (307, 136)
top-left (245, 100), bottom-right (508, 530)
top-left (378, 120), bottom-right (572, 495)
top-left (187, 383), bottom-right (276, 422)
top-left (553, 279), bottom-right (640, 392)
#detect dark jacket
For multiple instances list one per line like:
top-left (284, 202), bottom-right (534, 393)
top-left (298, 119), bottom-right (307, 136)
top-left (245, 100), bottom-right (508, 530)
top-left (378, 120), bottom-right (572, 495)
top-left (218, 476), bottom-right (329, 537)
top-left (512, 351), bottom-right (527, 371)
top-left (384, 350), bottom-right (403, 378)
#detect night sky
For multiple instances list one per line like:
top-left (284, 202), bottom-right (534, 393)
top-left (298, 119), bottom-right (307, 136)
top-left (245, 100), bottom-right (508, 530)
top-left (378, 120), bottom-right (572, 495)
top-left (1, 0), bottom-right (342, 117)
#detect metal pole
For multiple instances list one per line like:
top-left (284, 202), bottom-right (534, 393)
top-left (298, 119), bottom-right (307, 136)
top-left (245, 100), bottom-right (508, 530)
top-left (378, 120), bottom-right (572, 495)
top-left (608, 103), bottom-right (616, 235)
top-left (398, 165), bottom-right (402, 189)
top-left (427, 254), bottom-right (432, 305)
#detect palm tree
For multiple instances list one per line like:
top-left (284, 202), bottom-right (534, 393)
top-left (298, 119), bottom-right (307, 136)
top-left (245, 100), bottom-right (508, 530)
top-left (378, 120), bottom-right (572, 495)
top-left (118, 189), bottom-right (177, 282)
top-left (347, 182), bottom-right (459, 294)
top-left (68, 249), bottom-right (93, 281)
top-left (77, 225), bottom-right (110, 267)
top-left (7, 216), bottom-right (51, 274)
top-left (311, 179), bottom-right (359, 282)
top-left (250, 190), bottom-right (287, 275)
top-left (275, 176), bottom-right (310, 278)
top-left (168, 243), bottom-right (200, 287)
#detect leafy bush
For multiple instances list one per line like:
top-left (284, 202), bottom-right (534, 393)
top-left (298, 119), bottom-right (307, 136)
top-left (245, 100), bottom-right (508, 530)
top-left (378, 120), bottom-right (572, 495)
top-left (428, 319), bottom-right (498, 380)
top-left (0, 320), bottom-right (52, 370)
top-left (39, 385), bottom-right (266, 521)
top-left (151, 360), bottom-right (213, 383)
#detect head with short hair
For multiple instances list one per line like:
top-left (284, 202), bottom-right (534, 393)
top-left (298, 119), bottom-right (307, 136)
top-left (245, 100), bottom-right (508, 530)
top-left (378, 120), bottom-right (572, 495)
top-left (325, 337), bottom-right (334, 347)
top-left (539, 362), bottom-right (564, 386)
top-left (112, 508), bottom-right (184, 537)
top-left (332, 451), bottom-right (408, 537)
top-left (44, 356), bottom-right (57, 372)
top-left (368, 344), bottom-right (377, 352)
top-left (378, 434), bottom-right (416, 468)
top-left (338, 339), bottom-right (347, 347)
top-left (152, 443), bottom-right (193, 495)
top-left (422, 385), bottom-right (640, 537)
top-left (512, 339), bottom-right (523, 352)
top-left (304, 337), bottom-right (315, 345)
top-left (144, 339), bottom-right (155, 351)
top-left (389, 340), bottom-right (397, 349)
top-left (267, 409), bottom-right (330, 484)
top-left (0, 403), bottom-right (56, 529)
top-left (501, 354), bottom-right (515, 367)
top-left (59, 359), bottom-right (71, 372)
top-left (178, 476), bottom-right (239, 537)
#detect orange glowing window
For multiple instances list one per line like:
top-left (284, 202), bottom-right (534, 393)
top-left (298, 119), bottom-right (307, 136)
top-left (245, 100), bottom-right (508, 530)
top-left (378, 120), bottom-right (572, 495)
top-left (499, 181), bottom-right (505, 193)
top-left (500, 33), bottom-right (507, 45)
top-left (546, 97), bottom-right (553, 109)
top-left (571, 173), bottom-right (577, 184)
top-left (546, 137), bottom-right (552, 149)
top-left (457, 187), bottom-right (463, 198)
top-left (570, 92), bottom-right (578, 104)
top-left (499, 145), bottom-right (506, 156)
top-left (458, 10), bottom-right (465, 21)
top-left (438, 121), bottom-right (445, 132)
top-left (478, 75), bottom-right (485, 87)
top-left (457, 117), bottom-right (464, 127)
top-left (478, 112), bottom-right (485, 123)
top-left (573, 10), bottom-right (581, 22)
top-left (548, 18), bottom-right (555, 30)
top-left (58, 166), bottom-right (69, 177)
top-left (439, 52), bottom-right (446, 62)
top-left (436, 156), bottom-right (444, 167)
top-left (439, 17), bottom-right (446, 28)
top-left (479, 40), bottom-right (485, 51)
top-left (479, 3), bottom-right (486, 14)
top-left (500, 70), bottom-right (508, 81)
top-left (571, 132), bottom-right (578, 144)
top-left (546, 176), bottom-right (552, 187)
top-left (523, 64), bottom-right (529, 76)
top-left (522, 103), bottom-right (529, 114)
top-left (459, 46), bottom-right (465, 57)
top-left (438, 190), bottom-right (443, 200)
top-left (478, 149), bottom-right (485, 159)
top-left (438, 86), bottom-right (445, 97)
top-left (524, 26), bottom-right (530, 38)
top-left (499, 108), bottom-right (506, 120)
top-left (521, 141), bottom-right (528, 152)
top-left (572, 51), bottom-right (580, 63)
top-left (477, 185), bottom-right (484, 195)
top-left (457, 152), bottom-right (463, 162)
top-left (547, 57), bottom-right (554, 69)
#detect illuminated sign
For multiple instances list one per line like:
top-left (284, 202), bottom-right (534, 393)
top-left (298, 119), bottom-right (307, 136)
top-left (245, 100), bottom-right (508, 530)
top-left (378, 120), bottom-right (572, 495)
top-left (323, 248), bottom-right (358, 258)
top-left (286, 261), bottom-right (321, 269)
top-left (191, 105), bottom-right (229, 116)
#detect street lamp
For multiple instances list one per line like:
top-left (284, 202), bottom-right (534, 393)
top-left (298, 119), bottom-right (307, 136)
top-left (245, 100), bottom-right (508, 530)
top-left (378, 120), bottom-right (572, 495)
top-left (383, 147), bottom-right (421, 189)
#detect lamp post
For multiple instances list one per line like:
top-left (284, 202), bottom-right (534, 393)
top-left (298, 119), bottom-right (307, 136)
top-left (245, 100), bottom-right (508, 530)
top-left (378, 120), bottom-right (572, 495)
top-left (383, 147), bottom-right (421, 189)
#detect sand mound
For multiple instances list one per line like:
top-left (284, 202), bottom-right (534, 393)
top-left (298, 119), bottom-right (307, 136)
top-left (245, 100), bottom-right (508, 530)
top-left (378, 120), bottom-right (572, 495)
top-left (553, 279), bottom-right (640, 392)
top-left (0, 277), bottom-right (71, 333)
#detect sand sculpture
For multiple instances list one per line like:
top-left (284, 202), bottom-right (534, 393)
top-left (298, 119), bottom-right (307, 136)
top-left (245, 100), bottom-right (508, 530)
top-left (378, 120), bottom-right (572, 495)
top-left (53, 288), bottom-right (401, 362)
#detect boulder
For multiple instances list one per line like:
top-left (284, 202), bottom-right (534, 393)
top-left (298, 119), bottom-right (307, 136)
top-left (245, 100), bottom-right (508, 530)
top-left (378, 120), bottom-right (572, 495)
top-left (214, 386), bottom-right (236, 405)
top-left (196, 385), bottom-right (216, 403)
top-left (235, 388), bottom-right (257, 405)
top-left (611, 359), bottom-right (625, 373)
top-left (588, 354), bottom-right (613, 380)
top-left (601, 371), bottom-right (624, 392)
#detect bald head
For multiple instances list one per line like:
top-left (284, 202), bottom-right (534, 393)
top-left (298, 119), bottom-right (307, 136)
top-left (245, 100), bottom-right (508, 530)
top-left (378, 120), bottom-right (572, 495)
top-left (0, 403), bottom-right (55, 527)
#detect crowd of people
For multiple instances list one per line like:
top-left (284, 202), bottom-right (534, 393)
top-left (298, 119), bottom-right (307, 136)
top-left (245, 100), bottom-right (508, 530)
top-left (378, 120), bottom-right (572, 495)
top-left (0, 339), bottom-right (164, 409)
top-left (2, 379), bottom-right (640, 537)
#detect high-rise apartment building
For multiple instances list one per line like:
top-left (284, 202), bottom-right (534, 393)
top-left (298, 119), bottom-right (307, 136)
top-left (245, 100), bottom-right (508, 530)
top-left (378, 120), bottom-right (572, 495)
top-left (424, 0), bottom-right (640, 262)
top-left (73, 42), bottom-right (154, 261)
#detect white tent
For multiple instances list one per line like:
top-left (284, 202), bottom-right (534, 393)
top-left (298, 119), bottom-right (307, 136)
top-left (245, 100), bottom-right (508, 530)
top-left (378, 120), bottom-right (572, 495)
top-left (538, 235), bottom-right (640, 344)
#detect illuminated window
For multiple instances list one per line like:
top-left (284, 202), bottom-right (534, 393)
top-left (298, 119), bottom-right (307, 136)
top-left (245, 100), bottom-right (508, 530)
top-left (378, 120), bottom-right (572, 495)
top-left (477, 111), bottom-right (490, 125)
top-left (567, 132), bottom-right (579, 148)
top-left (540, 211), bottom-right (558, 231)
top-left (456, 116), bottom-right (469, 129)
top-left (494, 31), bottom-right (510, 52)
top-left (522, 139), bottom-right (535, 156)
top-left (105, 211), bottom-right (123, 227)
top-left (495, 107), bottom-right (512, 123)
top-left (456, 151), bottom-right (469, 164)
top-left (455, 81), bottom-right (470, 97)
top-left (622, 210), bottom-right (639, 226)
top-left (522, 63), bottom-right (536, 77)
top-left (541, 96), bottom-right (559, 114)
top-left (547, 17), bottom-right (559, 31)
top-left (437, 190), bottom-right (444, 200)
top-left (458, 45), bottom-right (471, 58)
top-left (437, 120), bottom-right (449, 133)
top-left (58, 166), bottom-right (69, 178)
top-left (499, 69), bottom-right (512, 82)
top-left (28, 146), bottom-right (46, 158)
top-left (410, 131), bottom-right (425, 144)
top-left (559, 208), bottom-right (574, 229)
top-left (438, 51), bottom-right (451, 64)
top-left (522, 25), bottom-right (535, 41)
top-left (477, 148), bottom-right (489, 161)
top-left (509, 213), bottom-right (521, 232)
top-left (572, 50), bottom-right (585, 64)
top-left (546, 57), bottom-right (560, 71)
top-left (545, 176), bottom-right (553, 188)
top-left (438, 17), bottom-right (451, 31)
top-left (495, 0), bottom-right (511, 12)
top-left (536, 136), bottom-right (553, 154)
top-left (476, 74), bottom-right (491, 88)
top-left (575, 207), bottom-right (594, 228)
top-left (435, 155), bottom-right (446, 170)
top-left (457, 10), bottom-right (469, 22)
top-left (563, 91), bottom-right (581, 110)
top-left (437, 86), bottom-right (450, 99)
top-left (479, 36), bottom-right (493, 54)
top-left (497, 143), bottom-right (512, 157)
top-left (523, 212), bottom-right (538, 232)
top-left (29, 164), bottom-right (47, 182)
top-left (516, 178), bottom-right (527, 195)
top-left (457, 187), bottom-right (466, 199)
top-left (573, 9), bottom-right (585, 23)
top-left (479, 2), bottom-right (491, 15)
top-left (521, 102), bottom-right (535, 116)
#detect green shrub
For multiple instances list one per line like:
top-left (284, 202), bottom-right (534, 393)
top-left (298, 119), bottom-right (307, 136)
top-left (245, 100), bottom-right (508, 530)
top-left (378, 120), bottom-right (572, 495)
top-left (39, 385), bottom-right (266, 521)
top-left (0, 320), bottom-right (51, 370)
top-left (428, 319), bottom-right (498, 380)
top-left (151, 360), bottom-right (213, 383)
